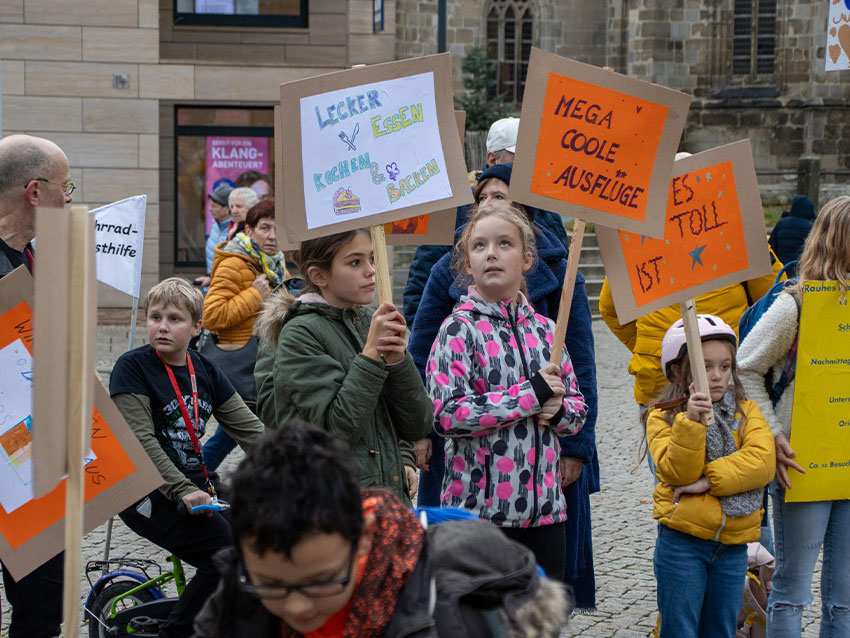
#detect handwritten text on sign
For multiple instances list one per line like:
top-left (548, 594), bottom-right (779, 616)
top-left (619, 161), bottom-right (749, 306)
top-left (530, 74), bottom-right (669, 223)
top-left (0, 302), bottom-right (135, 549)
top-left (300, 72), bottom-right (452, 230)
top-left (787, 282), bottom-right (850, 502)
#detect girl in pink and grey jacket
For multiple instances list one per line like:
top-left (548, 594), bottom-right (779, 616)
top-left (425, 204), bottom-right (587, 579)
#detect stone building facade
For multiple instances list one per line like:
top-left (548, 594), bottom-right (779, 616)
top-left (1, 0), bottom-right (846, 308)
top-left (396, 0), bottom-right (849, 204)
top-left (1, 0), bottom-right (396, 306)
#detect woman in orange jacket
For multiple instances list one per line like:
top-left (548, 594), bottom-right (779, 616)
top-left (201, 199), bottom-right (288, 467)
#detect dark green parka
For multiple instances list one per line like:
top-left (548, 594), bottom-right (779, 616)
top-left (254, 291), bottom-right (432, 504)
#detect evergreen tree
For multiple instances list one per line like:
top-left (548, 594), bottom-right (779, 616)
top-left (456, 45), bottom-right (510, 131)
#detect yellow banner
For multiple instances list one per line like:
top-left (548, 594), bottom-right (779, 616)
top-left (787, 281), bottom-right (850, 502)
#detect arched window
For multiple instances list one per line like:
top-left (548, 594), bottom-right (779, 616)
top-left (732, 0), bottom-right (776, 77)
top-left (486, 0), bottom-right (533, 104)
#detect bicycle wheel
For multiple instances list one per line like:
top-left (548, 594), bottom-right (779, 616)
top-left (86, 579), bottom-right (156, 638)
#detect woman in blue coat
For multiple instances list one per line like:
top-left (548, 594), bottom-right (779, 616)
top-left (408, 162), bottom-right (600, 610)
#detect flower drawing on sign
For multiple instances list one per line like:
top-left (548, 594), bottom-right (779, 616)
top-left (333, 187), bottom-right (361, 216)
top-left (386, 162), bottom-right (400, 181)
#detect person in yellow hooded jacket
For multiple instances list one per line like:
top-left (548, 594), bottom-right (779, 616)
top-left (645, 314), bottom-right (775, 638)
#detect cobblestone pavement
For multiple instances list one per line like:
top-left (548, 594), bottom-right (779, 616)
top-left (0, 321), bottom-right (823, 636)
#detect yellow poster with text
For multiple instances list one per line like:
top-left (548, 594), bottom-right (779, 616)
top-left (787, 281), bottom-right (850, 502)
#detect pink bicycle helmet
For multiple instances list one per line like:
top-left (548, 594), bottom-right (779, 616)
top-left (660, 314), bottom-right (738, 380)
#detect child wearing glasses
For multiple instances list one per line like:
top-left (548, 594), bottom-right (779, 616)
top-left (109, 277), bottom-right (264, 637)
top-left (193, 421), bottom-right (572, 638)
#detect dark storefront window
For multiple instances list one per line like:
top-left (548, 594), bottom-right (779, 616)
top-left (174, 107), bottom-right (274, 268)
top-left (174, 0), bottom-right (308, 28)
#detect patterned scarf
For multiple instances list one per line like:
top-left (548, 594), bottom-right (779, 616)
top-left (706, 389), bottom-right (763, 518)
top-left (284, 488), bottom-right (424, 638)
top-left (235, 232), bottom-right (289, 288)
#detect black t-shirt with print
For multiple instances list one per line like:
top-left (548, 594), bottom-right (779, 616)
top-left (109, 344), bottom-right (236, 474)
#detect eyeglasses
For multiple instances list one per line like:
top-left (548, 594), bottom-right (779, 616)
top-left (237, 545), bottom-right (357, 600)
top-left (28, 178), bottom-right (76, 197)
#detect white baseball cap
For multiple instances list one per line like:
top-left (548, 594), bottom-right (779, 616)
top-left (486, 117), bottom-right (520, 153)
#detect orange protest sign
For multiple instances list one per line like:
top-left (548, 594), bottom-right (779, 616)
top-left (510, 48), bottom-right (692, 238)
top-left (382, 209), bottom-right (457, 246)
top-left (596, 141), bottom-right (772, 324)
top-left (0, 267), bottom-right (162, 580)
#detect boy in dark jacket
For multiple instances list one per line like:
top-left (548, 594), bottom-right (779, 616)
top-left (111, 277), bottom-right (265, 637)
top-left (193, 422), bottom-right (570, 638)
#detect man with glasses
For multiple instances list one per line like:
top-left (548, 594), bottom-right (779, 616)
top-left (0, 133), bottom-right (73, 637)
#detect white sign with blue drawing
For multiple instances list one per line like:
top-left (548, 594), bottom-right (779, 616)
top-left (300, 72), bottom-right (451, 229)
top-left (280, 53), bottom-right (472, 241)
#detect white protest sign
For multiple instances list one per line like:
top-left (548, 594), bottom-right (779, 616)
top-left (90, 196), bottom-right (146, 298)
top-left (827, 1), bottom-right (850, 71)
top-left (300, 72), bottom-right (453, 229)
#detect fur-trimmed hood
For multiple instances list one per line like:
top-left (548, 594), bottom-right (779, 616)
top-left (254, 290), bottom-right (327, 348)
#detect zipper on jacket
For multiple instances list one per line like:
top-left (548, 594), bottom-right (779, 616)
top-left (484, 453), bottom-right (492, 506)
top-left (507, 304), bottom-right (541, 523)
top-left (714, 512), bottom-right (727, 541)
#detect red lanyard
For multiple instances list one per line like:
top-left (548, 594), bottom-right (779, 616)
top-left (156, 351), bottom-right (215, 494)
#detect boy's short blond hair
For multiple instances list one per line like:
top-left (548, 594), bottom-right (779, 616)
top-left (145, 277), bottom-right (203, 323)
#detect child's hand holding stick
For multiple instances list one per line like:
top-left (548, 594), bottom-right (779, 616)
top-left (539, 362), bottom-right (567, 421)
top-left (363, 302), bottom-right (407, 365)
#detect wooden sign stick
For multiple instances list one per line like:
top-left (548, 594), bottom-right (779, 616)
top-left (370, 224), bottom-right (393, 305)
top-left (541, 219), bottom-right (585, 426)
top-left (62, 206), bottom-right (96, 638)
top-left (350, 65), bottom-right (393, 308)
top-left (679, 298), bottom-right (715, 426)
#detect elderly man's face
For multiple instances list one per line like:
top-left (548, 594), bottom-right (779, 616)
top-left (38, 151), bottom-right (72, 208)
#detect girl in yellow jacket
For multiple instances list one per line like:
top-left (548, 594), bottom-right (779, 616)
top-left (645, 314), bottom-right (775, 638)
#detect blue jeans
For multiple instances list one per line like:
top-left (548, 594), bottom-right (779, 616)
top-left (767, 480), bottom-right (850, 637)
top-left (654, 525), bottom-right (747, 638)
top-left (201, 427), bottom-right (237, 472)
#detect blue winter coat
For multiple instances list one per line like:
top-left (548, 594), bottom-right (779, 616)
top-left (768, 195), bottom-right (815, 277)
top-left (408, 221), bottom-right (599, 610)
top-left (402, 206), bottom-right (571, 327)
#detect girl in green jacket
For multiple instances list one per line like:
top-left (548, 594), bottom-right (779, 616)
top-left (254, 229), bottom-right (432, 505)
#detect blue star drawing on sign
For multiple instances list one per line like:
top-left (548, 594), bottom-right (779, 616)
top-left (688, 244), bottom-right (707, 269)
top-left (706, 172), bottom-right (712, 182)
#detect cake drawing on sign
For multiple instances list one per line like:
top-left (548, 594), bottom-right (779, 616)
top-left (332, 187), bottom-right (361, 216)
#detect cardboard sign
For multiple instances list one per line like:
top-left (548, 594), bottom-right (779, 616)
top-left (596, 141), bottom-right (771, 324)
top-left (91, 196), bottom-right (147, 298)
top-left (510, 48), bottom-right (692, 238)
top-left (279, 53), bottom-right (472, 241)
top-left (826, 1), bottom-right (850, 71)
top-left (0, 267), bottom-right (162, 579)
top-left (786, 281), bottom-right (850, 502)
top-left (384, 110), bottom-right (466, 246)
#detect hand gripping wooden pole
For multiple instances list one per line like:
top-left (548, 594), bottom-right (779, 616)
top-left (370, 224), bottom-right (393, 305)
top-left (541, 219), bottom-right (585, 426)
top-left (679, 298), bottom-right (715, 426)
